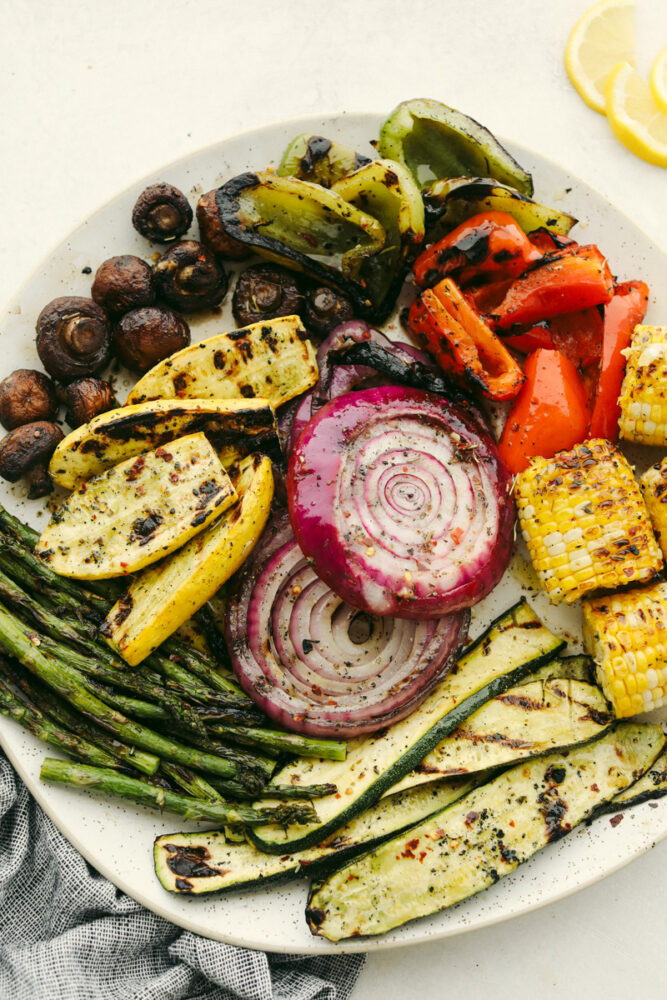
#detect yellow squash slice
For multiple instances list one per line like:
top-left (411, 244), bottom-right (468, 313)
top-left (36, 433), bottom-right (237, 580)
top-left (49, 397), bottom-right (278, 491)
top-left (126, 315), bottom-right (318, 408)
top-left (101, 453), bottom-right (274, 664)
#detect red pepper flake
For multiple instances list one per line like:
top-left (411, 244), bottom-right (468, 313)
top-left (590, 783), bottom-right (599, 792)
top-left (509, 820), bottom-right (515, 827)
top-left (464, 810), bottom-right (480, 829)
top-left (136, 484), bottom-right (146, 496)
top-left (156, 448), bottom-right (173, 462)
top-left (127, 456), bottom-right (146, 481)
top-left (120, 561), bottom-right (128, 568)
top-left (169, 472), bottom-right (180, 484)
top-left (609, 813), bottom-right (624, 828)
top-left (450, 526), bottom-right (464, 546)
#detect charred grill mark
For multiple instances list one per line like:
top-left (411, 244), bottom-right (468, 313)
top-left (172, 372), bottom-right (190, 396)
top-left (301, 136), bottom-right (332, 174)
top-left (305, 905), bottom-right (326, 927)
top-left (129, 511), bottom-right (163, 545)
top-left (453, 727), bottom-right (535, 749)
top-left (538, 766), bottom-right (570, 841)
top-left (578, 705), bottom-right (612, 726)
top-left (495, 693), bottom-right (545, 711)
top-left (240, 384), bottom-right (256, 398)
top-left (100, 592), bottom-right (134, 635)
top-left (175, 878), bottom-right (193, 891)
top-left (163, 844), bottom-right (229, 880)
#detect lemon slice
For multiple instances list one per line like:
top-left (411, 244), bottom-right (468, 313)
top-left (606, 60), bottom-right (667, 166)
top-left (565, 0), bottom-right (636, 114)
top-left (650, 45), bottom-right (667, 113)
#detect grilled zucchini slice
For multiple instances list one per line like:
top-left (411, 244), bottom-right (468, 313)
top-left (126, 315), bottom-right (318, 408)
top-left (249, 600), bottom-right (565, 855)
top-left (307, 723), bottom-right (666, 941)
top-left (101, 454), bottom-right (273, 664)
top-left (36, 433), bottom-right (236, 579)
top-left (385, 677), bottom-right (612, 796)
top-left (49, 397), bottom-right (278, 491)
top-left (154, 776), bottom-right (478, 896)
top-left (602, 744), bottom-right (667, 812)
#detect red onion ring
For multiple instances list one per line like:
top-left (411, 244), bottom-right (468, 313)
top-left (225, 512), bottom-right (469, 737)
top-left (287, 385), bottom-right (514, 619)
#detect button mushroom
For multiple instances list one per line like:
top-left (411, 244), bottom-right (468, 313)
top-left (132, 183), bottom-right (193, 243)
top-left (303, 285), bottom-right (355, 337)
top-left (153, 241), bottom-right (227, 312)
top-left (232, 264), bottom-right (304, 327)
top-left (0, 421), bottom-right (64, 498)
top-left (36, 296), bottom-right (112, 382)
top-left (113, 306), bottom-right (190, 372)
top-left (91, 255), bottom-right (155, 317)
top-left (196, 190), bottom-right (249, 259)
top-left (63, 377), bottom-right (118, 428)
top-left (0, 370), bottom-right (59, 429)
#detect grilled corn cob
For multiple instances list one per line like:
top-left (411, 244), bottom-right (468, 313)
top-left (582, 582), bottom-right (667, 717)
top-left (515, 439), bottom-right (663, 604)
top-left (640, 458), bottom-right (667, 560)
top-left (618, 325), bottom-right (667, 446)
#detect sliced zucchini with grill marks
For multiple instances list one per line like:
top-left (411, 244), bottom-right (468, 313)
top-left (248, 600), bottom-right (565, 855)
top-left (603, 744), bottom-right (667, 812)
top-left (101, 454), bottom-right (273, 664)
top-left (49, 398), bottom-right (278, 491)
top-left (36, 433), bottom-right (237, 579)
top-left (385, 677), bottom-right (612, 797)
top-left (154, 776), bottom-right (477, 896)
top-left (126, 316), bottom-right (318, 409)
top-left (518, 654), bottom-right (594, 687)
top-left (307, 723), bottom-right (666, 941)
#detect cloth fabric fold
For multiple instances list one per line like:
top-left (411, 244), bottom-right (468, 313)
top-left (0, 750), bottom-right (365, 1000)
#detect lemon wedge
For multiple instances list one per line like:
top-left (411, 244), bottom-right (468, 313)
top-left (565, 0), bottom-right (636, 114)
top-left (606, 60), bottom-right (667, 166)
top-left (650, 45), bottom-right (667, 113)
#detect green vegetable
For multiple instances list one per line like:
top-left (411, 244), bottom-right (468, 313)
top-left (40, 758), bottom-right (318, 827)
top-left (306, 723), bottom-right (666, 940)
top-left (215, 171), bottom-right (389, 319)
top-left (248, 600), bottom-right (565, 855)
top-left (277, 134), bottom-right (371, 187)
top-left (424, 176), bottom-right (576, 241)
top-left (378, 98), bottom-right (533, 194)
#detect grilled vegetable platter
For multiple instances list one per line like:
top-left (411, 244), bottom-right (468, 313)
top-left (0, 102), bottom-right (666, 953)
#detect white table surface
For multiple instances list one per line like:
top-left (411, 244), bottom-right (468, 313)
top-left (1, 1), bottom-right (665, 996)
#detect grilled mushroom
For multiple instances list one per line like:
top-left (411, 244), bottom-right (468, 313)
top-left (63, 377), bottom-right (117, 428)
top-left (91, 255), bottom-right (155, 317)
top-left (303, 285), bottom-right (355, 337)
top-left (0, 370), bottom-right (59, 429)
top-left (132, 183), bottom-right (193, 243)
top-left (0, 421), bottom-right (64, 498)
top-left (36, 296), bottom-right (111, 382)
top-left (232, 264), bottom-right (303, 326)
top-left (196, 190), bottom-right (249, 259)
top-left (153, 241), bottom-right (227, 312)
top-left (113, 306), bottom-right (191, 372)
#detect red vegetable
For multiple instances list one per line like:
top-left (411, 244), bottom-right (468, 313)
top-left (497, 349), bottom-right (591, 475)
top-left (465, 278), bottom-right (514, 314)
top-left (413, 210), bottom-right (542, 288)
top-left (550, 307), bottom-right (604, 370)
top-left (528, 228), bottom-right (576, 254)
top-left (288, 385), bottom-right (515, 619)
top-left (589, 280), bottom-right (649, 440)
top-left (492, 245), bottom-right (614, 329)
top-left (225, 513), bottom-right (469, 738)
top-left (408, 278), bottom-right (525, 401)
top-left (502, 322), bottom-right (555, 354)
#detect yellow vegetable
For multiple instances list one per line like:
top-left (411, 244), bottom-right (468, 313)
top-left (126, 315), bottom-right (318, 409)
top-left (49, 397), bottom-right (278, 491)
top-left (101, 453), bottom-right (274, 664)
top-left (36, 433), bottom-right (237, 580)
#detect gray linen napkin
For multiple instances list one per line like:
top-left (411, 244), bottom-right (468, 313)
top-left (0, 750), bottom-right (365, 1000)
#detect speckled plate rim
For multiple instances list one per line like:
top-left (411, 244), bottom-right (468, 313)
top-left (0, 110), bottom-right (665, 955)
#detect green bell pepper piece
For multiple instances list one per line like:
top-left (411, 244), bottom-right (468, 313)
top-left (277, 135), bottom-right (371, 188)
top-left (378, 98), bottom-right (533, 196)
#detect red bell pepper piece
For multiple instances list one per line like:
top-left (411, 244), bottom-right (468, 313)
top-left (528, 228), bottom-right (576, 254)
top-left (589, 280), bottom-right (649, 440)
top-left (465, 278), bottom-right (514, 314)
top-left (502, 322), bottom-right (555, 354)
top-left (492, 245), bottom-right (614, 329)
top-left (408, 278), bottom-right (525, 401)
top-left (498, 349), bottom-right (591, 475)
top-left (413, 210), bottom-right (542, 289)
top-left (550, 307), bottom-right (604, 369)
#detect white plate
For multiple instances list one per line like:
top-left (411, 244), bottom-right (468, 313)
top-left (0, 113), bottom-right (666, 955)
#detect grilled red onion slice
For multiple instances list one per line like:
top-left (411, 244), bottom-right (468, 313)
top-left (225, 512), bottom-right (469, 737)
top-left (288, 385), bottom-right (514, 619)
